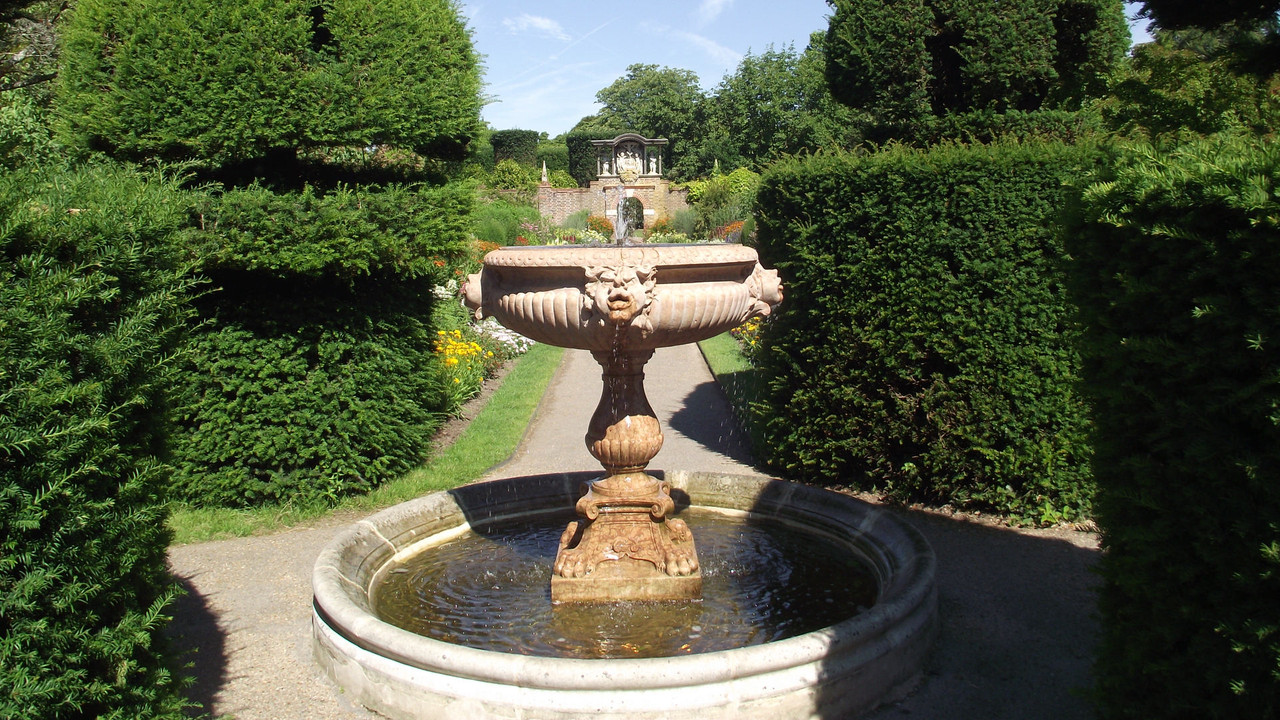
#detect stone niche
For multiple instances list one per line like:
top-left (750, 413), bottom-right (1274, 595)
top-left (537, 133), bottom-right (689, 228)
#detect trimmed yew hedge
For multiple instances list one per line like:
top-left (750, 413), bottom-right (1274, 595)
top-left (0, 163), bottom-right (195, 718)
top-left (1066, 135), bottom-right (1280, 719)
top-left (168, 182), bottom-right (471, 507)
top-left (753, 142), bottom-right (1098, 523)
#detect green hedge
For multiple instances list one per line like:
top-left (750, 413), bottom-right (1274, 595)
top-left (56, 0), bottom-right (481, 165)
top-left (0, 164), bottom-right (195, 718)
top-left (489, 129), bottom-right (538, 166)
top-left (188, 181), bottom-right (473, 279)
top-left (753, 142), bottom-right (1097, 523)
top-left (565, 128), bottom-right (619, 187)
top-left (169, 276), bottom-right (448, 507)
top-left (536, 142), bottom-right (570, 175)
top-left (1066, 135), bottom-right (1280, 719)
top-left (169, 182), bottom-right (470, 507)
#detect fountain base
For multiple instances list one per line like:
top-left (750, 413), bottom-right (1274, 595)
top-left (312, 471), bottom-right (939, 720)
top-left (553, 472), bottom-right (702, 602)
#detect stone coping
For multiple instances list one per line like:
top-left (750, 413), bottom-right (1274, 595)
top-left (312, 471), bottom-right (938, 719)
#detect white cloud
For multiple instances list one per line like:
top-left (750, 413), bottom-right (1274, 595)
top-left (674, 30), bottom-right (742, 70)
top-left (696, 0), bottom-right (734, 25)
top-left (502, 13), bottom-right (570, 42)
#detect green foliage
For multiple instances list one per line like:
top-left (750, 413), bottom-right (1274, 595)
top-left (753, 142), bottom-right (1097, 522)
top-left (1137, 0), bottom-right (1280, 31)
top-left (565, 126), bottom-right (624, 187)
top-left (490, 129), bottom-right (539, 166)
top-left (1066, 135), bottom-right (1280, 719)
top-left (536, 142), bottom-right (569, 174)
top-left (486, 158), bottom-right (537, 191)
top-left (685, 167), bottom-right (760, 237)
top-left (1098, 30), bottom-right (1280, 142)
top-left (593, 64), bottom-right (706, 180)
top-left (471, 197), bottom-right (540, 246)
top-left (824, 0), bottom-right (1128, 142)
top-left (548, 169), bottom-right (577, 188)
top-left (0, 92), bottom-right (60, 170)
top-left (169, 276), bottom-right (448, 507)
top-left (56, 0), bottom-right (482, 165)
top-left (188, 181), bottom-right (473, 279)
top-left (711, 38), bottom-right (863, 168)
top-left (0, 163), bottom-right (196, 719)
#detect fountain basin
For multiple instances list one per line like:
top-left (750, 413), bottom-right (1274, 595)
top-left (463, 244), bottom-right (783, 351)
top-left (312, 471), bottom-right (938, 720)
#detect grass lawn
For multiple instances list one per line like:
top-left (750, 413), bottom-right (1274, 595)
top-left (697, 332), bottom-right (765, 450)
top-left (168, 342), bottom-right (564, 544)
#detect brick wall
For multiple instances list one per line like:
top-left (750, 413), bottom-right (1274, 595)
top-left (538, 179), bottom-right (690, 228)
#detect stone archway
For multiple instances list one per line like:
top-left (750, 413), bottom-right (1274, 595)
top-left (622, 196), bottom-right (645, 231)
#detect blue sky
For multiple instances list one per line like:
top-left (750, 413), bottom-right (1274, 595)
top-left (459, 1), bottom-right (1155, 137)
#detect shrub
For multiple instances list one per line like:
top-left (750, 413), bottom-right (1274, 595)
top-left (753, 142), bottom-right (1098, 523)
top-left (587, 214), bottom-right (614, 236)
top-left (0, 163), bottom-right (196, 718)
top-left (189, 181), bottom-right (473, 280)
top-left (486, 158), bottom-right (537, 191)
top-left (548, 169), bottom-right (578, 188)
top-left (671, 207), bottom-right (699, 236)
top-left (561, 208), bottom-right (590, 230)
top-left (1066, 135), bottom-right (1280, 719)
top-left (472, 198), bottom-right (541, 246)
top-left (566, 127), bottom-right (621, 187)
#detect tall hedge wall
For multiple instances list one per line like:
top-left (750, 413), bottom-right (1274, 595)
top-left (489, 129), bottom-right (538, 166)
top-left (168, 182), bottom-right (471, 507)
top-left (753, 142), bottom-right (1097, 523)
top-left (1066, 136), bottom-right (1280, 718)
top-left (0, 164), bottom-right (195, 718)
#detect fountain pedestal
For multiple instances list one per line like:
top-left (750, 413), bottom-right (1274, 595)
top-left (462, 243), bottom-right (783, 603)
top-left (552, 349), bottom-right (701, 602)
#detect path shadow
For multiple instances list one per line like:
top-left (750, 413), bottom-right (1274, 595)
top-left (166, 572), bottom-right (228, 717)
top-left (833, 503), bottom-right (1101, 720)
top-left (665, 380), bottom-right (757, 466)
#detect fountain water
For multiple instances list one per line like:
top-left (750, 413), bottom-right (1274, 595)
top-left (312, 242), bottom-right (938, 719)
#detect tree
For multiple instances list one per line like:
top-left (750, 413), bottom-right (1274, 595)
top-left (593, 64), bottom-right (707, 179)
top-left (1137, 0), bottom-right (1280, 31)
top-left (711, 36), bottom-right (863, 170)
top-left (1099, 27), bottom-right (1279, 141)
top-left (824, 0), bottom-right (1128, 142)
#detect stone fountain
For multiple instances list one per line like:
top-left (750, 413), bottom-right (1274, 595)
top-left (311, 237), bottom-right (938, 719)
top-left (462, 242), bottom-right (782, 602)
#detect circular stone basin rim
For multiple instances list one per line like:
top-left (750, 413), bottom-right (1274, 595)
top-left (312, 471), bottom-right (938, 717)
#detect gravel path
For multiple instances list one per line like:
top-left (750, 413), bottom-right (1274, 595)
top-left (167, 345), bottom-right (1101, 719)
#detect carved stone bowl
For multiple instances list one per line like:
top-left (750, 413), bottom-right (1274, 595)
top-left (463, 244), bottom-right (783, 351)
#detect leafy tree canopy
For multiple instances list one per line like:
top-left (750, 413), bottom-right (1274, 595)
top-left (593, 63), bottom-right (707, 179)
top-left (710, 37), bottom-right (864, 170)
top-left (1099, 24), bottom-right (1279, 141)
top-left (1137, 0), bottom-right (1279, 31)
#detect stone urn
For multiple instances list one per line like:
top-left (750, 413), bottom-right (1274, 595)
top-left (464, 244), bottom-right (782, 602)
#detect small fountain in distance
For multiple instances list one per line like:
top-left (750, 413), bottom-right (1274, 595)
top-left (312, 166), bottom-right (937, 719)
